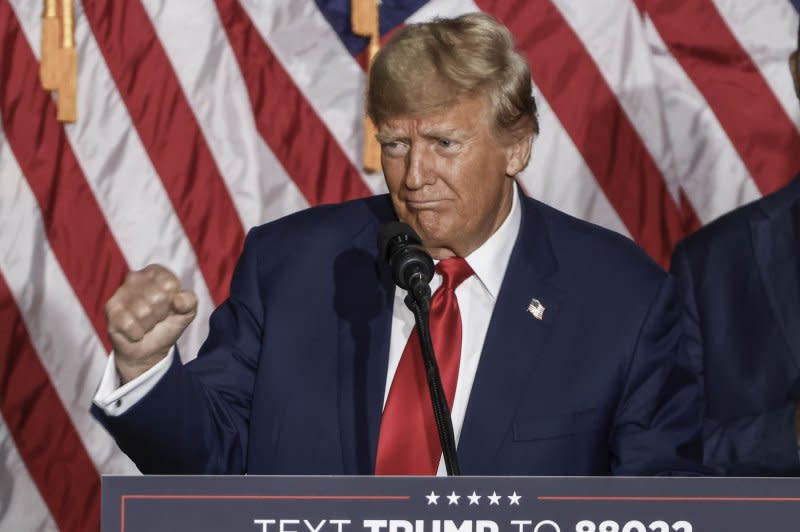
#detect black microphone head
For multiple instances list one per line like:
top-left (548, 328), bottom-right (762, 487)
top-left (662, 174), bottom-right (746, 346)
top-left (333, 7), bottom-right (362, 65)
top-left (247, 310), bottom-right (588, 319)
top-left (377, 222), bottom-right (434, 290)
top-left (378, 221), bottom-right (421, 262)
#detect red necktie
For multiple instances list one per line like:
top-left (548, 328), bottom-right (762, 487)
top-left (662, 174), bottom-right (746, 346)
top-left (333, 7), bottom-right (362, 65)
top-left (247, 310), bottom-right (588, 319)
top-left (375, 257), bottom-right (474, 475)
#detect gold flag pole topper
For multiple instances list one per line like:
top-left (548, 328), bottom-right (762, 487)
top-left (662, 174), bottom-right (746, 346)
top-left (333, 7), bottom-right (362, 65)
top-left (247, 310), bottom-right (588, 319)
top-left (57, 0), bottom-right (77, 122)
top-left (351, 0), bottom-right (381, 173)
top-left (39, 0), bottom-right (78, 123)
top-left (40, 0), bottom-right (59, 90)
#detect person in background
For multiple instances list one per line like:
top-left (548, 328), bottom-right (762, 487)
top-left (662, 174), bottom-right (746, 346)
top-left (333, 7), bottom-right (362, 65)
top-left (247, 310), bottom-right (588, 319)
top-left (670, 23), bottom-right (800, 475)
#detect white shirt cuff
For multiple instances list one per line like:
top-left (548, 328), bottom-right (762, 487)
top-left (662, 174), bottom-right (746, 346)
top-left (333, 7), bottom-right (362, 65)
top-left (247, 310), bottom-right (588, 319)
top-left (92, 348), bottom-right (175, 416)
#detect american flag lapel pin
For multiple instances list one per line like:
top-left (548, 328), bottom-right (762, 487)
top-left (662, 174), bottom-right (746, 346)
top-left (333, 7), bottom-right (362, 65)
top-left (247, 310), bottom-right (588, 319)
top-left (526, 298), bottom-right (545, 320)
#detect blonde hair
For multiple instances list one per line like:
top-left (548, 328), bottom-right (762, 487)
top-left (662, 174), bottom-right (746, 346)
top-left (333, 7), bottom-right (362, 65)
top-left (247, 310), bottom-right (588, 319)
top-left (367, 12), bottom-right (538, 141)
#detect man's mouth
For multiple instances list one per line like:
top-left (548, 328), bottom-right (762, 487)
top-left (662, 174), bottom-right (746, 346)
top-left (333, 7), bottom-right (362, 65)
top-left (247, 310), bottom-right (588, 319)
top-left (405, 198), bottom-right (446, 208)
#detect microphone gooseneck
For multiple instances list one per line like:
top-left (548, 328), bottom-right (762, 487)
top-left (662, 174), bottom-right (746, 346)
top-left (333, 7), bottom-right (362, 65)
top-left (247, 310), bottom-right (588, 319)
top-left (377, 222), bottom-right (461, 476)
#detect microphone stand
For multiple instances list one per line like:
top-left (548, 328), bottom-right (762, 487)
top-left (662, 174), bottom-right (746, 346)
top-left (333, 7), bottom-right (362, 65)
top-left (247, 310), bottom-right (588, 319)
top-left (405, 287), bottom-right (461, 476)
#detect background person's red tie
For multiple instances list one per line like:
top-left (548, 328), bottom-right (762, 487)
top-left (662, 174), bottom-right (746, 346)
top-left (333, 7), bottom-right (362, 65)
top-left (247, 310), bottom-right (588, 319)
top-left (375, 257), bottom-right (474, 475)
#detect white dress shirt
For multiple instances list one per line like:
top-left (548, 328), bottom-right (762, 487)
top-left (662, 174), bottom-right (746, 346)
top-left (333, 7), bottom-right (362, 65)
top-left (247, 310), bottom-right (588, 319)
top-left (94, 186), bottom-right (522, 475)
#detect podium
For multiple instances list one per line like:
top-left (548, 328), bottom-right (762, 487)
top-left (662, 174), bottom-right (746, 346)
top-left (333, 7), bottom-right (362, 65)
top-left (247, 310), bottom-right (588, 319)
top-left (103, 476), bottom-right (800, 532)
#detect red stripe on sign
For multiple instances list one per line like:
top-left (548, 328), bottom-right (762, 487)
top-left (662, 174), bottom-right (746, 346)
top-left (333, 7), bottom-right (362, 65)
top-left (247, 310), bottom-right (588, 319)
top-left (647, 0), bottom-right (800, 195)
top-left (0, 274), bottom-right (100, 532)
top-left (478, 0), bottom-right (700, 266)
top-left (0, 1), bottom-right (125, 352)
top-left (214, 0), bottom-right (372, 206)
top-left (539, 496), bottom-right (800, 501)
top-left (81, 0), bottom-right (244, 304)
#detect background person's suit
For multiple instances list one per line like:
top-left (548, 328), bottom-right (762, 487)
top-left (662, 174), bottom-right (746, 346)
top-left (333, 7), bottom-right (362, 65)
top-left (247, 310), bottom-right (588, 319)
top-left (671, 176), bottom-right (800, 475)
top-left (93, 193), bottom-right (702, 475)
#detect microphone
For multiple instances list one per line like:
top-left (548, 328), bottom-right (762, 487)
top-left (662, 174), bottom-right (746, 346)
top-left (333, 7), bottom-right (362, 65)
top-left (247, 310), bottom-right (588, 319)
top-left (377, 221), bottom-right (461, 476)
top-left (377, 222), bottom-right (434, 307)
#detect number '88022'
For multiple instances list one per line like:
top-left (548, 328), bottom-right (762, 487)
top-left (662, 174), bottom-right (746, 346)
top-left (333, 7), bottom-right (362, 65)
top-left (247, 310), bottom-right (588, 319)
top-left (575, 521), bottom-right (691, 532)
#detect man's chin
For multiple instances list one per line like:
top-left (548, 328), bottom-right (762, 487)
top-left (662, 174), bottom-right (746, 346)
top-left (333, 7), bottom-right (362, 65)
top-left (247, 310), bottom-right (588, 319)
top-left (396, 210), bottom-right (435, 234)
top-left (406, 219), bottom-right (443, 243)
top-left (416, 230), bottom-right (460, 259)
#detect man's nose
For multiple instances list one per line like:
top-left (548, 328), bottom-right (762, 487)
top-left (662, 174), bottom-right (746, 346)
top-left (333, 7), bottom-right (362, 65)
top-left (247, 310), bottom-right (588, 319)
top-left (404, 146), bottom-right (433, 189)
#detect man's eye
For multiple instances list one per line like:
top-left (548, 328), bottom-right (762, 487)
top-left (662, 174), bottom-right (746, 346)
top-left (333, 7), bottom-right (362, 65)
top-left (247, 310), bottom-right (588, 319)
top-left (381, 141), bottom-right (408, 156)
top-left (437, 139), bottom-right (453, 148)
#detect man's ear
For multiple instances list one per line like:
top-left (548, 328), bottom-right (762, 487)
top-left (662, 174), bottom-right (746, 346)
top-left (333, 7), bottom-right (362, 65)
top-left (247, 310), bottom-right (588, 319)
top-left (504, 131), bottom-right (534, 177)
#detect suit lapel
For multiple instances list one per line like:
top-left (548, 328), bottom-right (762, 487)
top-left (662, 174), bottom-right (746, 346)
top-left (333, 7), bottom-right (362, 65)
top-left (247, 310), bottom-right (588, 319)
top-left (751, 198), bottom-right (800, 369)
top-left (335, 203), bottom-right (396, 473)
top-left (457, 198), bottom-right (564, 473)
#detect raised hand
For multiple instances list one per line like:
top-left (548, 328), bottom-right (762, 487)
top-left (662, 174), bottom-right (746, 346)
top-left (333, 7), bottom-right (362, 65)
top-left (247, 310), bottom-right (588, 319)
top-left (105, 265), bottom-right (197, 384)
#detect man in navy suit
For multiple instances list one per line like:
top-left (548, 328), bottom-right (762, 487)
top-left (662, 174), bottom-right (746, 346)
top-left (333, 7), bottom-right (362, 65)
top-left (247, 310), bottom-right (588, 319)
top-left (670, 25), bottom-right (800, 475)
top-left (93, 13), bottom-right (701, 475)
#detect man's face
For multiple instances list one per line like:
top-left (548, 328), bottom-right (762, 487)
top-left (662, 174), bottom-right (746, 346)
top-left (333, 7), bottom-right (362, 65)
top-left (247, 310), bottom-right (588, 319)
top-left (378, 96), bottom-right (531, 259)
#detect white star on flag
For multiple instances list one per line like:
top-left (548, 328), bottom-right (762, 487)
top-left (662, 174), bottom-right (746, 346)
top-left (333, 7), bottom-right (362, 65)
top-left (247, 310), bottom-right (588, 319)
top-left (447, 491), bottom-right (461, 505)
top-left (468, 491), bottom-right (481, 505)
top-left (508, 492), bottom-right (521, 505)
top-left (426, 491), bottom-right (439, 505)
top-left (488, 491), bottom-right (501, 505)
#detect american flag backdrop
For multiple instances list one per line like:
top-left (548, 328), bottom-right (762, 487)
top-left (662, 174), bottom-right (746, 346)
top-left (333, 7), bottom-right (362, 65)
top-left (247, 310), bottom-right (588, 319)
top-left (1, 0), bottom-right (799, 530)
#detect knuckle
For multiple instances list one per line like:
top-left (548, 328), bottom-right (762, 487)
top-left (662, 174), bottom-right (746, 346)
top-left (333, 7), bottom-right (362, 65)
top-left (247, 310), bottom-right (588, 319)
top-left (130, 300), bottom-right (153, 322)
top-left (141, 264), bottom-right (168, 282)
top-left (107, 306), bottom-right (129, 328)
top-left (152, 268), bottom-right (179, 292)
top-left (114, 311), bottom-right (142, 340)
top-left (142, 263), bottom-right (165, 274)
top-left (161, 276), bottom-right (180, 293)
top-left (146, 289), bottom-right (168, 307)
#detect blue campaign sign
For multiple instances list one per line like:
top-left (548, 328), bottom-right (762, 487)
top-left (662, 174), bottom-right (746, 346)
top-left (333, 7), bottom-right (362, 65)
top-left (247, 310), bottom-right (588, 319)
top-left (102, 476), bottom-right (800, 532)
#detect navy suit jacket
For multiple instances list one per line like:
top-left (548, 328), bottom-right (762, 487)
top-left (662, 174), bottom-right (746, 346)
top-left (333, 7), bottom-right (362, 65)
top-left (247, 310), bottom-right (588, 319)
top-left (94, 193), bottom-right (702, 475)
top-left (671, 176), bottom-right (800, 475)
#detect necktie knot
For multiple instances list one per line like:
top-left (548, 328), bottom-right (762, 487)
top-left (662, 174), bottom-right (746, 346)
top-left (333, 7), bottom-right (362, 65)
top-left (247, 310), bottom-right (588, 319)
top-left (435, 257), bottom-right (474, 292)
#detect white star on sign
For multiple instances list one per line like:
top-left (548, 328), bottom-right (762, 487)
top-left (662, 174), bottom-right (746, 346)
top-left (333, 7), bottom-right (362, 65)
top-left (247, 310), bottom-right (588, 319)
top-left (468, 491), bottom-right (481, 505)
top-left (426, 491), bottom-right (439, 505)
top-left (447, 491), bottom-right (461, 505)
top-left (488, 491), bottom-right (501, 505)
top-left (508, 492), bottom-right (521, 505)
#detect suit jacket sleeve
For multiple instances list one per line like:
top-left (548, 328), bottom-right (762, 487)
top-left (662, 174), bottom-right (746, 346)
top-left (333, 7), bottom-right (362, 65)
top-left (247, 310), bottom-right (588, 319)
top-left (91, 227), bottom-right (269, 474)
top-left (609, 272), bottom-right (704, 475)
top-left (671, 243), bottom-right (800, 475)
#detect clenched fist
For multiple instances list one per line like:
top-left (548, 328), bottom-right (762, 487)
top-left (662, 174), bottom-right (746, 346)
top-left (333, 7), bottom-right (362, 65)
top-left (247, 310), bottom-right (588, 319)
top-left (106, 265), bottom-right (197, 384)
